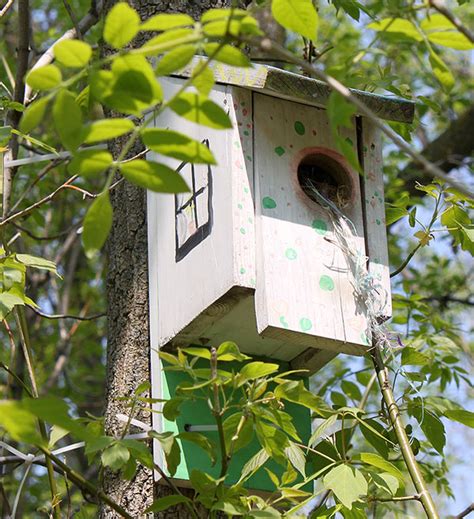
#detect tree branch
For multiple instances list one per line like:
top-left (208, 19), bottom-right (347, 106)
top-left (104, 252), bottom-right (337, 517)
top-left (454, 503), bottom-right (474, 519)
top-left (429, 0), bottom-right (474, 44)
top-left (24, 0), bottom-right (103, 102)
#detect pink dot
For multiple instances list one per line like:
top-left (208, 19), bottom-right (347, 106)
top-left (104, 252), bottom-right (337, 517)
top-left (247, 123), bottom-right (252, 129)
top-left (235, 160), bottom-right (243, 169)
top-left (242, 108), bottom-right (248, 116)
top-left (289, 144), bottom-right (293, 148)
top-left (238, 122), bottom-right (242, 126)
top-left (312, 130), bottom-right (317, 136)
top-left (233, 103), bottom-right (238, 110)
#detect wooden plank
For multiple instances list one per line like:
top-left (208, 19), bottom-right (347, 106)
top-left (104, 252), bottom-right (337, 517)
top-left (178, 58), bottom-right (415, 123)
top-left (360, 119), bottom-right (392, 320)
top-left (253, 93), bottom-right (369, 357)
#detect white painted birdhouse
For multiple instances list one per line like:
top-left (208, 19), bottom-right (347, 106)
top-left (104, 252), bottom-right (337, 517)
top-left (147, 61), bottom-right (414, 374)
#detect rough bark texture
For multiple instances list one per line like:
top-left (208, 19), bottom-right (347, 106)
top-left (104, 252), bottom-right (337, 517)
top-left (101, 1), bottom-right (236, 518)
top-left (402, 103), bottom-right (474, 195)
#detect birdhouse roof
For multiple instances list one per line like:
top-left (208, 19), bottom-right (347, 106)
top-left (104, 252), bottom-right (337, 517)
top-left (178, 58), bottom-right (415, 124)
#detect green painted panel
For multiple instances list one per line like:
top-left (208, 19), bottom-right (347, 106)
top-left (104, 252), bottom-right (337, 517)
top-left (161, 359), bottom-right (312, 492)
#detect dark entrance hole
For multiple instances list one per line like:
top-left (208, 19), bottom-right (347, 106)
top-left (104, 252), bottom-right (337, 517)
top-left (297, 152), bottom-right (353, 208)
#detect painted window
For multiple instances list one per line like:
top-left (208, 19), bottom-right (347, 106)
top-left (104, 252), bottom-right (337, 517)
top-left (175, 140), bottom-right (213, 262)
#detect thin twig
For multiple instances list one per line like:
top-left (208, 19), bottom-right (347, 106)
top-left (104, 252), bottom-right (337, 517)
top-left (28, 306), bottom-right (106, 321)
top-left (390, 243), bottom-right (422, 278)
top-left (429, 0), bottom-right (474, 43)
top-left (62, 0), bottom-right (82, 40)
top-left (0, 0), bottom-right (14, 17)
top-left (0, 176), bottom-right (78, 227)
top-left (455, 503), bottom-right (474, 519)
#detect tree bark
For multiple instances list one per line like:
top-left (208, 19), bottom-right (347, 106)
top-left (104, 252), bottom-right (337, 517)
top-left (101, 1), bottom-right (235, 517)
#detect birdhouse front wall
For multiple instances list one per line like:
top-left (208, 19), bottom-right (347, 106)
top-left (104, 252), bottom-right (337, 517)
top-left (253, 94), bottom-right (370, 355)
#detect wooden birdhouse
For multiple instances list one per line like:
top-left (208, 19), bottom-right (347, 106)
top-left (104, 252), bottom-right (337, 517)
top-left (147, 60), bottom-right (413, 489)
top-left (148, 60), bottom-right (414, 373)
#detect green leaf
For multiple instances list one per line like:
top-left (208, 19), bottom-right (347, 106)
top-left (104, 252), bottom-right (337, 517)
top-left (216, 341), bottom-right (250, 361)
top-left (163, 397), bottom-right (185, 421)
top-left (156, 44), bottom-right (197, 76)
top-left (101, 443), bottom-right (130, 471)
top-left (140, 28), bottom-right (196, 57)
top-left (149, 431), bottom-right (181, 476)
top-left (238, 361), bottom-right (279, 385)
top-left (22, 396), bottom-right (89, 440)
top-left (0, 401), bottom-right (42, 444)
top-left (54, 39), bottom-right (92, 68)
top-left (16, 254), bottom-right (58, 275)
top-left (341, 380), bottom-right (362, 401)
top-left (371, 472), bottom-right (399, 496)
top-left (239, 448), bottom-right (269, 483)
top-left (251, 509), bottom-right (281, 518)
top-left (271, 0), bottom-right (318, 40)
top-left (189, 468), bottom-right (218, 495)
top-left (82, 192), bottom-right (113, 258)
top-left (359, 452), bottom-right (404, 483)
top-left (285, 441), bottom-right (306, 477)
top-left (204, 43), bottom-right (251, 67)
top-left (53, 90), bottom-right (83, 151)
top-left (169, 93), bottom-right (232, 129)
top-left (274, 379), bottom-right (332, 416)
top-left (223, 413), bottom-right (254, 452)
top-left (427, 31), bottom-right (474, 50)
top-left (19, 98), bottom-right (49, 134)
top-left (310, 415), bottom-right (337, 446)
top-left (181, 346), bottom-right (211, 359)
top-left (69, 149), bottom-right (113, 178)
top-left (429, 50), bottom-right (454, 92)
top-left (367, 18), bottom-right (421, 42)
top-left (84, 436), bottom-right (115, 456)
top-left (444, 409), bottom-right (474, 428)
top-left (84, 119), bottom-right (135, 144)
top-left (26, 64), bottom-right (62, 91)
top-left (178, 431), bottom-right (216, 464)
top-left (411, 408), bottom-right (446, 454)
top-left (359, 419), bottom-right (390, 459)
top-left (141, 129), bottom-right (216, 164)
top-left (0, 291), bottom-right (25, 319)
top-left (401, 347), bottom-right (430, 366)
top-left (323, 464), bottom-right (367, 510)
top-left (385, 205), bottom-right (408, 225)
top-left (120, 160), bottom-right (189, 193)
top-left (327, 92), bottom-right (356, 130)
top-left (49, 425), bottom-right (69, 448)
top-left (141, 13), bottom-right (194, 31)
top-left (255, 419), bottom-right (288, 466)
top-left (146, 495), bottom-right (192, 513)
top-left (103, 2), bottom-right (140, 49)
top-left (0, 125), bottom-right (11, 147)
top-left (191, 63), bottom-right (215, 96)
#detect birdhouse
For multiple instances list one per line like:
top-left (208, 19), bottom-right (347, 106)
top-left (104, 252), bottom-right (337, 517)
top-left (148, 60), bottom-right (414, 373)
top-left (147, 60), bottom-right (414, 489)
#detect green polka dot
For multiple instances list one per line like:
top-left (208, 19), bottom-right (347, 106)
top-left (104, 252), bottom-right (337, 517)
top-left (300, 318), bottom-right (312, 332)
top-left (244, 187), bottom-right (249, 194)
top-left (243, 130), bottom-right (249, 136)
top-left (363, 146), bottom-right (368, 153)
top-left (279, 316), bottom-right (289, 329)
top-left (240, 267), bottom-right (246, 274)
top-left (294, 121), bottom-right (306, 135)
top-left (240, 227), bottom-right (246, 235)
top-left (246, 155), bottom-right (252, 161)
top-left (375, 218), bottom-right (381, 225)
top-left (250, 278), bottom-right (256, 286)
top-left (262, 196), bottom-right (277, 209)
top-left (285, 248), bottom-right (297, 260)
top-left (319, 275), bottom-right (335, 291)
top-left (312, 219), bottom-right (328, 235)
top-left (345, 137), bottom-right (353, 146)
top-left (237, 203), bottom-right (243, 209)
top-left (248, 217), bottom-right (253, 224)
top-left (274, 146), bottom-right (285, 156)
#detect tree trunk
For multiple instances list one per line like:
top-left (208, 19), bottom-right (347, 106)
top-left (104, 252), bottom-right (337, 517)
top-left (101, 1), bottom-right (235, 517)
